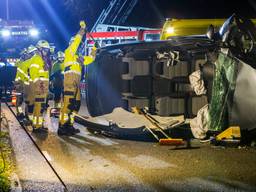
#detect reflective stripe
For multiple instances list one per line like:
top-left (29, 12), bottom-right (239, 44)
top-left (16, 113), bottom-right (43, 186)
top-left (57, 102), bottom-right (61, 108)
top-left (34, 78), bottom-right (49, 82)
top-left (30, 64), bottom-right (40, 68)
top-left (28, 115), bottom-right (33, 121)
top-left (65, 61), bottom-right (80, 67)
top-left (60, 113), bottom-right (69, 121)
top-left (70, 116), bottom-right (74, 124)
top-left (39, 117), bottom-right (43, 124)
top-left (39, 70), bottom-right (45, 73)
top-left (33, 116), bottom-right (43, 126)
top-left (64, 70), bottom-right (81, 76)
top-left (24, 81), bottom-right (30, 85)
top-left (17, 107), bottom-right (23, 113)
top-left (70, 113), bottom-right (75, 124)
top-left (18, 68), bottom-right (25, 73)
top-left (54, 102), bottom-right (61, 108)
top-left (17, 68), bottom-right (30, 79)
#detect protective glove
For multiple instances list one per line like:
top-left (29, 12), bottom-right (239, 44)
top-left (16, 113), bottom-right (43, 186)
top-left (90, 45), bottom-right (97, 58)
top-left (80, 21), bottom-right (86, 29)
top-left (78, 21), bottom-right (86, 36)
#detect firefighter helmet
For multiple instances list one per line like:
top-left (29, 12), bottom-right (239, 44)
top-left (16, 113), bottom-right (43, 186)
top-left (57, 51), bottom-right (65, 59)
top-left (37, 40), bottom-right (50, 49)
top-left (20, 48), bottom-right (27, 56)
top-left (27, 45), bottom-right (37, 54)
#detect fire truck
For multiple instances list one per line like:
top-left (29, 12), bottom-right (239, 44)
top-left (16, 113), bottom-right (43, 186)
top-left (84, 23), bottom-right (161, 55)
top-left (0, 19), bottom-right (48, 65)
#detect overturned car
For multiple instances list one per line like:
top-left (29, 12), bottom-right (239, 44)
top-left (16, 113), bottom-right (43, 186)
top-left (78, 15), bottom-right (256, 143)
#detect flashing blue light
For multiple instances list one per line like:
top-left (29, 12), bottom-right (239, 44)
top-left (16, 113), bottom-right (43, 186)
top-left (1, 29), bottom-right (11, 37)
top-left (29, 28), bottom-right (39, 37)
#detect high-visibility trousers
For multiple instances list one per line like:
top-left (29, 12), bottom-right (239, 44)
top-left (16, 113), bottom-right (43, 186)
top-left (32, 78), bottom-right (49, 129)
top-left (24, 82), bottom-right (35, 121)
top-left (15, 80), bottom-right (24, 115)
top-left (59, 71), bottom-right (81, 126)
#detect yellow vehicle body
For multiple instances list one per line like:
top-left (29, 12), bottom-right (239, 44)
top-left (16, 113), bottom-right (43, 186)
top-left (160, 18), bottom-right (256, 40)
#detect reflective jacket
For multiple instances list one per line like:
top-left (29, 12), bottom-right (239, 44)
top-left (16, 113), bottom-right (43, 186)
top-left (15, 60), bottom-right (23, 81)
top-left (28, 54), bottom-right (49, 82)
top-left (64, 34), bottom-right (95, 75)
top-left (15, 59), bottom-right (31, 84)
top-left (50, 60), bottom-right (64, 81)
top-left (51, 60), bottom-right (64, 75)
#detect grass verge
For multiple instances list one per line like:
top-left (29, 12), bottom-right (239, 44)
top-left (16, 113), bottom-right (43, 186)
top-left (0, 126), bottom-right (13, 191)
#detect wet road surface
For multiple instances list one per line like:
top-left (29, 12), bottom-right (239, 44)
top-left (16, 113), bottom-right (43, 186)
top-left (4, 102), bottom-right (256, 192)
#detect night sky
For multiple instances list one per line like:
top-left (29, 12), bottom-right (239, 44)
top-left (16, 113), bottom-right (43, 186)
top-left (0, 0), bottom-right (255, 49)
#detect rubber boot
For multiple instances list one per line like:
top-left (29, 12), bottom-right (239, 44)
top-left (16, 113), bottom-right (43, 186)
top-left (17, 112), bottom-right (25, 121)
top-left (57, 123), bottom-right (74, 136)
top-left (57, 123), bottom-right (80, 136)
top-left (33, 126), bottom-right (48, 133)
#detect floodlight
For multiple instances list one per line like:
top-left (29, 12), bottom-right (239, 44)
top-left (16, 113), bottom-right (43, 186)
top-left (29, 28), bottom-right (39, 37)
top-left (1, 29), bottom-right (11, 37)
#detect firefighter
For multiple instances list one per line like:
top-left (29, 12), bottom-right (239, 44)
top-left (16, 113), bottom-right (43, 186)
top-left (49, 45), bottom-right (56, 64)
top-left (14, 46), bottom-right (37, 121)
top-left (22, 45), bottom-right (39, 124)
top-left (50, 51), bottom-right (65, 109)
top-left (58, 21), bottom-right (96, 136)
top-left (14, 48), bottom-right (28, 119)
top-left (28, 40), bottom-right (51, 132)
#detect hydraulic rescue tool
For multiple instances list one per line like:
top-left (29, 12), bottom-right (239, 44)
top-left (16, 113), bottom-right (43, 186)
top-left (210, 126), bottom-right (241, 147)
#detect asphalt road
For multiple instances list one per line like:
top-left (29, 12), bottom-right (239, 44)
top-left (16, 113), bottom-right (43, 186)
top-left (5, 100), bottom-right (256, 192)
